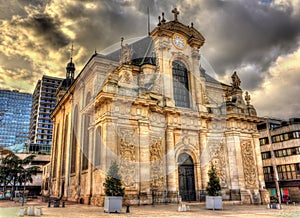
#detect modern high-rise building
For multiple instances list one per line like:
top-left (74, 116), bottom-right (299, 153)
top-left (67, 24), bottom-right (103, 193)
top-left (28, 75), bottom-right (63, 154)
top-left (0, 89), bottom-right (32, 149)
top-left (258, 118), bottom-right (300, 203)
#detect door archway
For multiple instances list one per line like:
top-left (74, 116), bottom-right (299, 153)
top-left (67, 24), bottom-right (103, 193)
top-left (178, 153), bottom-right (196, 201)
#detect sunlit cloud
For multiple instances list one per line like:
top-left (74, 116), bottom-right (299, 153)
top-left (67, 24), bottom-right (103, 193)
top-left (252, 46), bottom-right (300, 119)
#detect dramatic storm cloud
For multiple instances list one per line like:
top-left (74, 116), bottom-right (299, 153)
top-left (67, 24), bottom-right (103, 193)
top-left (0, 0), bottom-right (299, 119)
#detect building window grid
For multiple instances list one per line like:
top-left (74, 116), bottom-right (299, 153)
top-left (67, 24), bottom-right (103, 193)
top-left (274, 146), bottom-right (300, 158)
top-left (263, 164), bottom-right (300, 182)
top-left (270, 131), bottom-right (300, 143)
top-left (277, 164), bottom-right (297, 180)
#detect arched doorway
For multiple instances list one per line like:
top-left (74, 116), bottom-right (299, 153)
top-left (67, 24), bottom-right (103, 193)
top-left (178, 153), bottom-right (196, 201)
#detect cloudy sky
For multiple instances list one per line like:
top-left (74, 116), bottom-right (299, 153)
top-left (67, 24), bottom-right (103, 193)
top-left (0, 0), bottom-right (299, 119)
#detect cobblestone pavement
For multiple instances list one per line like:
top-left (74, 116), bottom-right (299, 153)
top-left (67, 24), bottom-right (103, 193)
top-left (0, 199), bottom-right (299, 218)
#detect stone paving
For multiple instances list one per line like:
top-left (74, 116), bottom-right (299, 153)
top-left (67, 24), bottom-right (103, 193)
top-left (0, 199), bottom-right (299, 218)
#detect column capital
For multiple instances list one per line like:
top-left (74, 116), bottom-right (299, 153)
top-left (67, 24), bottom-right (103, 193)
top-left (251, 133), bottom-right (260, 138)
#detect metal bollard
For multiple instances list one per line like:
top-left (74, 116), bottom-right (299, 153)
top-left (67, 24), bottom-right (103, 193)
top-left (28, 206), bottom-right (35, 216)
top-left (48, 201), bottom-right (51, 207)
top-left (54, 200), bottom-right (60, 207)
top-left (126, 205), bottom-right (130, 213)
top-left (18, 208), bottom-right (25, 217)
top-left (62, 201), bottom-right (65, 207)
top-left (35, 207), bottom-right (42, 217)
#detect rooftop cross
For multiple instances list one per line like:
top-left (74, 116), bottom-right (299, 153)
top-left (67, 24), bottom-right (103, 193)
top-left (172, 8), bottom-right (179, 21)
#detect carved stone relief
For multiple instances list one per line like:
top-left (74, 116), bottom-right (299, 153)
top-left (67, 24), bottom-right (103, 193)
top-left (118, 70), bottom-right (138, 90)
top-left (208, 141), bottom-right (228, 188)
top-left (149, 112), bottom-right (166, 128)
top-left (119, 129), bottom-right (136, 188)
top-left (150, 138), bottom-right (164, 190)
top-left (241, 140), bottom-right (258, 189)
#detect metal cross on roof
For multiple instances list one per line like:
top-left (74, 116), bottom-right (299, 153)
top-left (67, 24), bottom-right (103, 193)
top-left (69, 42), bottom-right (74, 60)
top-left (172, 8), bottom-right (179, 21)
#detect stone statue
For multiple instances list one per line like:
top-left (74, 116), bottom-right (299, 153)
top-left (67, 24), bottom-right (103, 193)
top-left (231, 71), bottom-right (241, 89)
top-left (120, 37), bottom-right (132, 64)
top-left (245, 91), bottom-right (251, 106)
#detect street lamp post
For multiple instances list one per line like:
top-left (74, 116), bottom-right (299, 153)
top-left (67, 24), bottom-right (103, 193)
top-left (265, 118), bottom-right (282, 209)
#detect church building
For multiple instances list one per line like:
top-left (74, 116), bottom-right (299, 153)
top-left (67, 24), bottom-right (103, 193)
top-left (49, 8), bottom-right (269, 205)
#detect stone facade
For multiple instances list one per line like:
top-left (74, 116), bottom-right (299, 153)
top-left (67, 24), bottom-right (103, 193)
top-left (48, 9), bottom-right (267, 205)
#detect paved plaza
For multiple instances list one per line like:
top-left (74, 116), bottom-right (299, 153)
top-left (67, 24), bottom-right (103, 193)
top-left (0, 199), bottom-right (300, 218)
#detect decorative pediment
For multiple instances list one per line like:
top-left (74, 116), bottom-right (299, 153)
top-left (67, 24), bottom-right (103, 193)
top-left (150, 8), bottom-right (205, 49)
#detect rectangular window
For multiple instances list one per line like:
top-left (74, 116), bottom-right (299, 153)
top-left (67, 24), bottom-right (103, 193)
top-left (283, 133), bottom-right (289, 140)
top-left (263, 166), bottom-right (274, 182)
top-left (259, 137), bottom-right (269, 146)
top-left (277, 164), bottom-right (297, 180)
top-left (261, 151), bottom-right (271, 160)
top-left (293, 131), bottom-right (300, 139)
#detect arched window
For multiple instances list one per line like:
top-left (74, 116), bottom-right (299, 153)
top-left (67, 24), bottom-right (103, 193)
top-left (52, 123), bottom-right (60, 178)
top-left (62, 115), bottom-right (68, 176)
top-left (71, 106), bottom-right (78, 173)
top-left (172, 60), bottom-right (190, 108)
top-left (82, 93), bottom-right (91, 171)
top-left (94, 127), bottom-right (101, 167)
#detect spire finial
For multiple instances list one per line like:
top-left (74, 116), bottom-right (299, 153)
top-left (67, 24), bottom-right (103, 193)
top-left (161, 12), bottom-right (166, 23)
top-left (147, 7), bottom-right (150, 35)
top-left (158, 15), bottom-right (161, 26)
top-left (70, 42), bottom-right (74, 61)
top-left (66, 42), bottom-right (75, 80)
top-left (121, 37), bottom-right (124, 47)
top-left (172, 8), bottom-right (179, 21)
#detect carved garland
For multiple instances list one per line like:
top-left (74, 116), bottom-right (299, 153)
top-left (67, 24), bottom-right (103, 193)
top-left (241, 140), bottom-right (258, 189)
top-left (119, 136), bottom-right (136, 188)
top-left (208, 141), bottom-right (227, 188)
top-left (150, 139), bottom-right (164, 190)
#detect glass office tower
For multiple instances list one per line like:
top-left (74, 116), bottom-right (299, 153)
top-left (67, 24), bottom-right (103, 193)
top-left (0, 89), bottom-right (32, 149)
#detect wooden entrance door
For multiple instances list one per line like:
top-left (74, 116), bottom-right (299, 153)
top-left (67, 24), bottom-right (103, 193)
top-left (178, 153), bottom-right (196, 201)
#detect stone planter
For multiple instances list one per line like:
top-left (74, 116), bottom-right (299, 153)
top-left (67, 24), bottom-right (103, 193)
top-left (206, 196), bottom-right (223, 210)
top-left (104, 196), bottom-right (122, 213)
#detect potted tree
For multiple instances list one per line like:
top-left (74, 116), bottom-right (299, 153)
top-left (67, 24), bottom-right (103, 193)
top-left (103, 161), bottom-right (125, 213)
top-left (206, 163), bottom-right (222, 210)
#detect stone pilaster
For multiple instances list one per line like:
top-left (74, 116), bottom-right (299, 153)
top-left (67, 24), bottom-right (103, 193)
top-left (225, 131), bottom-right (243, 190)
top-left (195, 162), bottom-right (202, 201)
top-left (139, 120), bottom-right (150, 193)
top-left (199, 130), bottom-right (208, 189)
top-left (86, 126), bottom-right (94, 204)
top-left (104, 119), bottom-right (117, 169)
top-left (252, 133), bottom-right (266, 189)
top-left (166, 127), bottom-right (176, 192)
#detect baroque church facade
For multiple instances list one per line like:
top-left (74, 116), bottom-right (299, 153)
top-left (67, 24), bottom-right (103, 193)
top-left (49, 9), bottom-right (269, 205)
